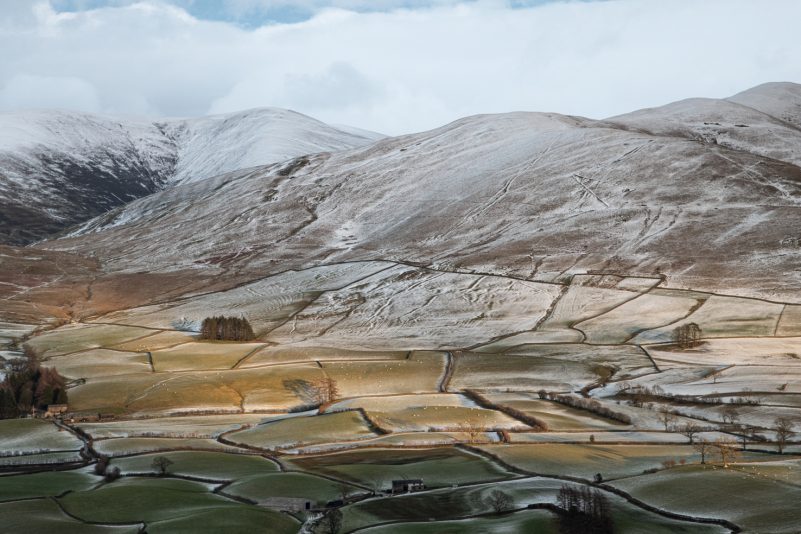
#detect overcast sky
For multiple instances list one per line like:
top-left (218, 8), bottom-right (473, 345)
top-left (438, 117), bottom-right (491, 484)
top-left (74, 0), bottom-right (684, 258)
top-left (1, 0), bottom-right (800, 135)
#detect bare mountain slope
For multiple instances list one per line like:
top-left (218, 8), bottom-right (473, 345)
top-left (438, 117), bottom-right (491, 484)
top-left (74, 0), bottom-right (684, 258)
top-left (43, 84), bottom-right (801, 303)
top-left (0, 108), bottom-right (382, 245)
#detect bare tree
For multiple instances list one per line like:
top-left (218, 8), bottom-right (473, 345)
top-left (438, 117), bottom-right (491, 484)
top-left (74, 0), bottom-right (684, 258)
top-left (721, 404), bottom-right (740, 426)
top-left (737, 427), bottom-right (749, 450)
top-left (151, 456), bottom-right (173, 476)
top-left (693, 439), bottom-right (711, 464)
top-left (775, 417), bottom-right (794, 454)
top-left (679, 422), bottom-right (701, 444)
top-left (309, 377), bottom-right (340, 406)
top-left (458, 423), bottom-right (486, 444)
top-left (485, 489), bottom-right (513, 514)
top-left (713, 437), bottom-right (740, 468)
top-left (657, 407), bottom-right (677, 431)
top-left (336, 482), bottom-right (352, 502)
top-left (320, 509), bottom-right (342, 534)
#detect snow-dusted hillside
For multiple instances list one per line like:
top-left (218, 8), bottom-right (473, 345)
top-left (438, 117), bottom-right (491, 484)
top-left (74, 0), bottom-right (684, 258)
top-left (0, 108), bottom-right (382, 244)
top-left (45, 83), bottom-right (801, 303)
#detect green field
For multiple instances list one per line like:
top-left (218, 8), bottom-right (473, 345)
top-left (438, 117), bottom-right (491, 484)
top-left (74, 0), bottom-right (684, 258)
top-left (287, 447), bottom-right (514, 489)
top-left (0, 471), bottom-right (97, 501)
top-left (225, 471), bottom-right (358, 503)
top-left (228, 410), bottom-right (377, 450)
top-left (340, 477), bottom-right (726, 533)
top-left (357, 509), bottom-right (559, 533)
top-left (93, 437), bottom-right (241, 456)
top-left (478, 443), bottom-right (706, 480)
top-left (109, 450), bottom-right (279, 479)
top-left (57, 476), bottom-right (297, 533)
top-left (0, 418), bottom-right (82, 452)
top-left (612, 463), bottom-right (801, 533)
top-left (0, 499), bottom-right (139, 534)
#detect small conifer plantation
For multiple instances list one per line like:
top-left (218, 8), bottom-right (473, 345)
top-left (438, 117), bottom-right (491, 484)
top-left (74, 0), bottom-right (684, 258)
top-left (199, 316), bottom-right (256, 341)
top-left (0, 352), bottom-right (68, 418)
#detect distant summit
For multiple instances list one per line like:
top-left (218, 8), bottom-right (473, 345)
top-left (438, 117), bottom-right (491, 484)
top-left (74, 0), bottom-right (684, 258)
top-left (0, 108), bottom-right (383, 244)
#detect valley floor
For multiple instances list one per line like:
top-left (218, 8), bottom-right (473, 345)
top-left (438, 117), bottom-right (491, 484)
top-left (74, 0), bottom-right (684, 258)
top-left (2, 263), bottom-right (801, 533)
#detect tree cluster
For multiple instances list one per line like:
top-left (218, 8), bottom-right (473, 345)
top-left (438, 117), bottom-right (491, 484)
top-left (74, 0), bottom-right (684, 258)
top-left (673, 322), bottom-right (702, 349)
top-left (199, 316), bottom-right (255, 341)
top-left (0, 353), bottom-right (68, 418)
top-left (556, 485), bottom-right (614, 534)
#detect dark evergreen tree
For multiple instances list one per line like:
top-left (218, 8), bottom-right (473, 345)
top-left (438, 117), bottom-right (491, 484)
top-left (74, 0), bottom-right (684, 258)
top-left (199, 316), bottom-right (255, 341)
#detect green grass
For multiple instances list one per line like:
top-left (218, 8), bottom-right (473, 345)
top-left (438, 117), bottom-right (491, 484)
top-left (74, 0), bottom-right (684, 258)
top-left (343, 478), bottom-right (727, 534)
top-left (0, 450), bottom-right (84, 466)
top-left (612, 463), bottom-right (801, 533)
top-left (0, 471), bottom-right (97, 501)
top-left (0, 499), bottom-right (138, 534)
top-left (478, 444), bottom-right (710, 480)
top-left (357, 508), bottom-right (558, 533)
top-left (286, 447), bottom-right (513, 489)
top-left (109, 451), bottom-right (279, 479)
top-left (225, 471), bottom-right (356, 503)
top-left (146, 506), bottom-right (298, 534)
top-left (59, 477), bottom-right (243, 523)
top-left (228, 410), bottom-right (376, 450)
top-left (0, 418), bottom-right (82, 452)
top-left (94, 437), bottom-right (240, 456)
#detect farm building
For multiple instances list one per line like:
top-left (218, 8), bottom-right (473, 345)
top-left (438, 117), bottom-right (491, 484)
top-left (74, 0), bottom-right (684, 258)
top-left (45, 404), bottom-right (69, 418)
top-left (391, 479), bottom-right (425, 494)
top-left (260, 497), bottom-right (315, 512)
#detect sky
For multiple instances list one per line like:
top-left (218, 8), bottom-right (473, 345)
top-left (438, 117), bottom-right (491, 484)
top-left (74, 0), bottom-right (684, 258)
top-left (1, 0), bottom-right (800, 135)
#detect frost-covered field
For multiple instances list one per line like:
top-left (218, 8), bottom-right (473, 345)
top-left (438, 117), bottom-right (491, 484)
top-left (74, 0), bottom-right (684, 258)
top-left (3, 83), bottom-right (801, 532)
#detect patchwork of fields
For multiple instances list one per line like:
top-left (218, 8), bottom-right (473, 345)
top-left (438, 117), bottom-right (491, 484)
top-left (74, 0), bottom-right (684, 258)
top-left (2, 265), bottom-right (800, 532)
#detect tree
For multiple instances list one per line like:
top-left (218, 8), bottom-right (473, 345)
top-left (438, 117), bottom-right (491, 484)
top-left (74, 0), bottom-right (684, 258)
top-left (721, 405), bottom-right (740, 426)
top-left (94, 455), bottom-right (110, 476)
top-left (673, 322), bottom-right (702, 349)
top-left (737, 426), bottom-right (750, 450)
top-left (320, 509), bottom-right (342, 534)
top-left (151, 456), bottom-right (173, 475)
top-left (485, 489), bottom-right (513, 514)
top-left (537, 389), bottom-right (548, 400)
top-left (775, 417), bottom-right (794, 454)
top-left (556, 485), bottom-right (614, 534)
top-left (713, 437), bottom-right (740, 468)
top-left (0, 352), bottom-right (68, 419)
top-left (199, 316), bottom-right (255, 341)
top-left (458, 423), bottom-right (486, 444)
top-left (104, 466), bottom-right (121, 482)
top-left (336, 482), bottom-right (352, 502)
top-left (693, 439), bottom-right (711, 464)
top-left (657, 407), bottom-right (677, 431)
top-left (308, 377), bottom-right (339, 406)
top-left (680, 422), bottom-right (701, 444)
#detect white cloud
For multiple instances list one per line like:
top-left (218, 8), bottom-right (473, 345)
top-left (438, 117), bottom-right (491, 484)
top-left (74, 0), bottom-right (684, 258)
top-left (0, 74), bottom-right (102, 112)
top-left (1, 0), bottom-right (800, 134)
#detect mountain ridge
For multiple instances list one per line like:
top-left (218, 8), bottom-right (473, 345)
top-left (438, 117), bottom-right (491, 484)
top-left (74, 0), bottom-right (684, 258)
top-left (36, 83), bottom-right (801, 307)
top-left (0, 107), bottom-right (383, 245)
